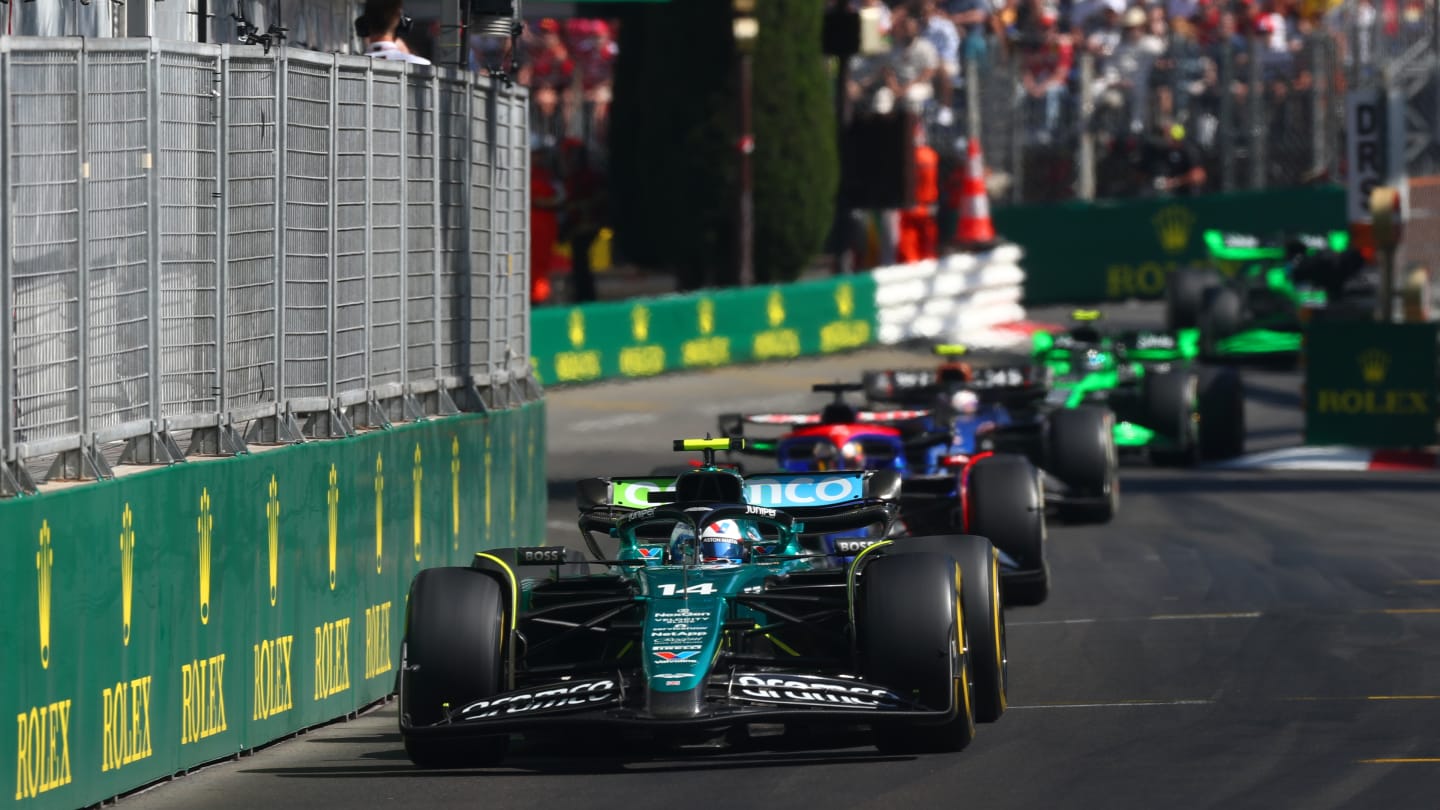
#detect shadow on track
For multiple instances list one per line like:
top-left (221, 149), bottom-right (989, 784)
top-left (1120, 472), bottom-right (1440, 496)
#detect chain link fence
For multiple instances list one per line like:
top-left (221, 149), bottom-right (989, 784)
top-left (2, 37), bottom-right (533, 497)
top-left (908, 30), bottom-right (1348, 205)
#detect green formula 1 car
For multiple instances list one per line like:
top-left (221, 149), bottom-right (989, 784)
top-left (1027, 311), bottom-right (1246, 463)
top-left (1165, 229), bottom-right (1372, 360)
top-left (397, 438), bottom-right (1009, 767)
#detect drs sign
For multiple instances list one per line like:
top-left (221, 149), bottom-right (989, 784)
top-left (1345, 89), bottom-right (1405, 223)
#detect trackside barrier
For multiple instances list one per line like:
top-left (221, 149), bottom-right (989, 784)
top-left (873, 244), bottom-right (1026, 346)
top-left (531, 245), bottom-right (1030, 386)
top-left (0, 403), bottom-right (547, 810)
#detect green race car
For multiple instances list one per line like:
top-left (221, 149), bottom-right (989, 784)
top-left (1026, 311), bottom-right (1246, 463)
top-left (1165, 229), bottom-right (1372, 360)
top-left (397, 438), bottom-right (1009, 766)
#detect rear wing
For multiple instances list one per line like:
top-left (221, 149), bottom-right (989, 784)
top-left (862, 365), bottom-right (1049, 407)
top-left (1203, 229), bottom-right (1349, 262)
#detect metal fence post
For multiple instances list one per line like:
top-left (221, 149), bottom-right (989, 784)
top-left (273, 50), bottom-right (288, 423)
top-left (397, 63), bottom-right (410, 405)
top-left (76, 40), bottom-right (92, 474)
top-left (145, 38), bottom-right (167, 461)
top-left (1076, 51), bottom-right (1096, 202)
top-left (1219, 43), bottom-right (1235, 191)
top-left (430, 72), bottom-right (443, 391)
top-left (1249, 37), bottom-right (1266, 190)
top-left (1311, 34), bottom-right (1329, 183)
top-left (216, 45), bottom-right (231, 428)
top-left (363, 60), bottom-right (375, 411)
top-left (326, 54), bottom-right (340, 422)
top-left (0, 39), bottom-right (12, 490)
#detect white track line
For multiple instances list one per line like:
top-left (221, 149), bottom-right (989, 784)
top-left (1009, 611), bottom-right (1262, 627)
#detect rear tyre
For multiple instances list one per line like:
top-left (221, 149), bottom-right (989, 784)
top-left (859, 552), bottom-right (976, 753)
top-left (1143, 370), bottom-right (1198, 466)
top-left (1198, 365), bottom-right (1246, 461)
top-left (883, 536), bottom-right (1008, 721)
top-left (1046, 406), bottom-right (1118, 523)
top-left (1167, 267), bottom-right (1220, 330)
top-left (399, 568), bottom-right (509, 768)
top-left (1199, 285), bottom-right (1244, 357)
top-left (965, 454), bottom-right (1048, 607)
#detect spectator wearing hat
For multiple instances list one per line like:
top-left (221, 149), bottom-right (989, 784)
top-left (1097, 6), bottom-right (1162, 134)
top-left (1018, 6), bottom-right (1072, 143)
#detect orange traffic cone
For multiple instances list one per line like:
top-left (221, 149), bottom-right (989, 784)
top-left (954, 137), bottom-right (996, 249)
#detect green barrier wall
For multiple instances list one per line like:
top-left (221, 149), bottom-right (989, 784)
top-left (994, 186), bottom-right (1347, 305)
top-left (1304, 322), bottom-right (1439, 447)
top-left (531, 274), bottom-right (877, 385)
top-left (1, 402), bottom-right (545, 810)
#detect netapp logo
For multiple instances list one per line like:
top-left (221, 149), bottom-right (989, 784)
top-left (733, 675), bottom-right (899, 709)
top-left (461, 679), bottom-right (617, 719)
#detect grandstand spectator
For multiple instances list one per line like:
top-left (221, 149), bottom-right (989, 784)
top-left (525, 19), bottom-right (575, 138)
top-left (564, 19), bottom-right (617, 144)
top-left (530, 141), bottom-right (565, 305)
top-left (884, 8), bottom-right (943, 115)
top-left (920, 0), bottom-right (962, 123)
top-left (1138, 121), bottom-right (1207, 195)
top-left (944, 0), bottom-right (993, 67)
top-left (1097, 6), bottom-right (1163, 134)
top-left (359, 0), bottom-right (431, 65)
top-left (1018, 7), bottom-right (1072, 143)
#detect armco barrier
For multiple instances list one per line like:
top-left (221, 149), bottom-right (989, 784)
top-left (995, 186), bottom-right (1347, 305)
top-left (874, 245), bottom-right (1026, 345)
top-left (531, 275), bottom-right (878, 385)
top-left (1, 403), bottom-right (545, 810)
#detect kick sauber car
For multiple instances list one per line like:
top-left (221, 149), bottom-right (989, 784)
top-left (397, 439), bottom-right (1008, 768)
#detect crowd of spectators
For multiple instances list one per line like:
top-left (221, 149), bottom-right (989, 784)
top-left (843, 0), bottom-right (1410, 198)
top-left (488, 17), bottom-right (619, 152)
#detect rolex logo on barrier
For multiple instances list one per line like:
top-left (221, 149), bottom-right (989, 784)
top-left (767, 289), bottom-right (786, 328)
top-left (836, 282), bottom-right (855, 318)
top-left (198, 489), bottom-right (213, 625)
top-left (375, 453), bottom-right (385, 574)
top-left (568, 308), bottom-right (586, 348)
top-left (451, 436), bottom-right (461, 549)
top-left (413, 444), bottom-right (424, 563)
top-left (266, 475), bottom-right (280, 607)
top-left (38, 520), bottom-right (54, 669)
top-left (121, 505), bottom-right (135, 646)
top-left (699, 299), bottom-right (715, 336)
top-left (632, 305), bottom-right (651, 343)
top-left (1359, 349), bottom-right (1390, 385)
top-left (1152, 205), bottom-right (1195, 255)
top-left (328, 464), bottom-right (339, 590)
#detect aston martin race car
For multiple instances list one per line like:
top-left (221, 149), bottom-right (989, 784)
top-left (1166, 229), bottom-right (1371, 360)
top-left (397, 439), bottom-right (1009, 767)
top-left (859, 356), bottom-right (1120, 525)
top-left (1032, 311), bottom-right (1246, 463)
top-left (716, 384), bottom-right (1050, 605)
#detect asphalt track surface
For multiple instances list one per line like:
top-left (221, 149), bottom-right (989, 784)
top-left (118, 304), bottom-right (1440, 810)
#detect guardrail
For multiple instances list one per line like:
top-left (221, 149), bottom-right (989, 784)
top-left (2, 37), bottom-right (535, 497)
top-left (531, 244), bottom-right (1029, 387)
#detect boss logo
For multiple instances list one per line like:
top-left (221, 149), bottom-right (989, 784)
top-left (518, 547), bottom-right (565, 565)
top-left (833, 539), bottom-right (880, 555)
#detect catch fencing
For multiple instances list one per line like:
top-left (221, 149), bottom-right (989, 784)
top-left (1, 37), bottom-right (534, 497)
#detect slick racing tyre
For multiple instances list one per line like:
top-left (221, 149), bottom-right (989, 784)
top-left (964, 454), bottom-right (1048, 607)
top-left (1197, 365), bottom-right (1245, 461)
top-left (1143, 370), bottom-right (1199, 466)
top-left (859, 552), bottom-right (977, 752)
top-left (399, 567), bottom-right (509, 768)
top-left (1046, 406), bottom-right (1118, 523)
top-left (884, 535), bottom-right (1009, 722)
top-left (1199, 285), bottom-right (1243, 357)
top-left (1167, 267), bottom-right (1221, 330)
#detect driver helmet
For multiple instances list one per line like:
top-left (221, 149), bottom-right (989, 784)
top-left (670, 519), bottom-right (753, 565)
top-left (951, 390), bottom-right (980, 415)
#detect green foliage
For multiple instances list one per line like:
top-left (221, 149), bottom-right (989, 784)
top-left (609, 0), bottom-right (837, 287)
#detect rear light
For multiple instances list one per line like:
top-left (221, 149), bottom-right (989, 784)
top-left (939, 453), bottom-right (970, 468)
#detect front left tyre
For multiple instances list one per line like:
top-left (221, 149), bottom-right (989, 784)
top-left (399, 567), bottom-right (510, 768)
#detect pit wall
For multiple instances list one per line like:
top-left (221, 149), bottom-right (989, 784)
top-left (1, 403), bottom-right (545, 810)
